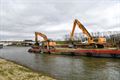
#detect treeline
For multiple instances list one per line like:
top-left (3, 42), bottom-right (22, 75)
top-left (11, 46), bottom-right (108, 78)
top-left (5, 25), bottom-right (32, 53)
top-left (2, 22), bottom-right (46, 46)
top-left (63, 31), bottom-right (120, 46)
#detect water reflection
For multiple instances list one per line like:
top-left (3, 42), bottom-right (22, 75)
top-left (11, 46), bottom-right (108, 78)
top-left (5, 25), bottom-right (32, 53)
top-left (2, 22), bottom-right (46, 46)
top-left (0, 47), bottom-right (120, 80)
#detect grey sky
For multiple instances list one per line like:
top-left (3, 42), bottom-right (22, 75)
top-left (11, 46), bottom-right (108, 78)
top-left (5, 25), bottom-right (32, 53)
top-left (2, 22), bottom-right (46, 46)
top-left (0, 0), bottom-right (120, 41)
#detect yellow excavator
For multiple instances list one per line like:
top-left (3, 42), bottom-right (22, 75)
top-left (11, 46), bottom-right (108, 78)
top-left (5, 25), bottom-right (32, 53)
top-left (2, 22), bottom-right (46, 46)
top-left (70, 19), bottom-right (106, 48)
top-left (34, 32), bottom-right (56, 49)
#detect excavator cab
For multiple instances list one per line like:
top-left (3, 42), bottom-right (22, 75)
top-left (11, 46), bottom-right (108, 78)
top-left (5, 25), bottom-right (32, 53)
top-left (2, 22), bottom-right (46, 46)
top-left (88, 38), bottom-right (94, 44)
top-left (98, 37), bottom-right (106, 44)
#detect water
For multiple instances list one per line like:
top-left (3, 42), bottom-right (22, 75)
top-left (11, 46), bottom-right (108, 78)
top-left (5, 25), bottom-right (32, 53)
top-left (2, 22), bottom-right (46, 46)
top-left (0, 46), bottom-right (120, 80)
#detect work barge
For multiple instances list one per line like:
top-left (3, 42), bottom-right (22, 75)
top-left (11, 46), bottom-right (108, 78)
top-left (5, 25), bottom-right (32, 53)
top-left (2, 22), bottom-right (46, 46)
top-left (28, 46), bottom-right (120, 58)
top-left (28, 19), bottom-right (120, 58)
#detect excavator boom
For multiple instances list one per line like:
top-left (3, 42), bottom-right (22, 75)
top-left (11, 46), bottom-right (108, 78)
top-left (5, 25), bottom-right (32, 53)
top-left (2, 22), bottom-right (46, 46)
top-left (70, 19), bottom-right (94, 43)
top-left (35, 32), bottom-right (48, 43)
top-left (71, 19), bottom-right (93, 40)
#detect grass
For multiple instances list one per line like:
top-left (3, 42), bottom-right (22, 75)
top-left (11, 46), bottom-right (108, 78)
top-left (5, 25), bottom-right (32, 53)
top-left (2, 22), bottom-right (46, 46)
top-left (0, 58), bottom-right (56, 80)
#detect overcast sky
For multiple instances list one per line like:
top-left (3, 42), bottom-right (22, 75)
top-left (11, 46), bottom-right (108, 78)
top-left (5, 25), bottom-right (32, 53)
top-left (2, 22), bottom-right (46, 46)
top-left (0, 0), bottom-right (120, 41)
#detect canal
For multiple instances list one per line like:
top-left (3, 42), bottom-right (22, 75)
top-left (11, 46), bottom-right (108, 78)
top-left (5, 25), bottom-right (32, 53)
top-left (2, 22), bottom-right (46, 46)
top-left (0, 46), bottom-right (120, 80)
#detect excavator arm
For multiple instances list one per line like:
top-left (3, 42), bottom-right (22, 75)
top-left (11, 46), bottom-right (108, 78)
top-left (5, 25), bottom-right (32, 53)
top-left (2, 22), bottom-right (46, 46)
top-left (35, 32), bottom-right (48, 43)
top-left (70, 19), bottom-right (94, 44)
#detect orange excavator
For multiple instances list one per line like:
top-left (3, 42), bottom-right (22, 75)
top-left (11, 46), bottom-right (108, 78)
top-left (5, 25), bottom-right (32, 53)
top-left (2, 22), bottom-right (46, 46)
top-left (34, 32), bottom-right (56, 49)
top-left (70, 19), bottom-right (106, 48)
top-left (28, 32), bottom-right (56, 53)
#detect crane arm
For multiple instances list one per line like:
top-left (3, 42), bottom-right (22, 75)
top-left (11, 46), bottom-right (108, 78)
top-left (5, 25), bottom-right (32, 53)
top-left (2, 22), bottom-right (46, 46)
top-left (70, 19), bottom-right (93, 40)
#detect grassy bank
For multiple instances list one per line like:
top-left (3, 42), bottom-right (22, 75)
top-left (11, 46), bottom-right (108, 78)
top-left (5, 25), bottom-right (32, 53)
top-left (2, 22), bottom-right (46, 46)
top-left (0, 59), bottom-right (56, 80)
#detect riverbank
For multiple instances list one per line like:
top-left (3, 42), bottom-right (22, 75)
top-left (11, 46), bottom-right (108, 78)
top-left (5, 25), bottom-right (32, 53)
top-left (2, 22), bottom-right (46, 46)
top-left (0, 58), bottom-right (56, 80)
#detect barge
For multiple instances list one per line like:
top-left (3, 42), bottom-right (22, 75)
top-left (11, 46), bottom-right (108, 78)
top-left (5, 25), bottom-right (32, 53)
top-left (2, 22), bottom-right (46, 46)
top-left (28, 47), bottom-right (120, 58)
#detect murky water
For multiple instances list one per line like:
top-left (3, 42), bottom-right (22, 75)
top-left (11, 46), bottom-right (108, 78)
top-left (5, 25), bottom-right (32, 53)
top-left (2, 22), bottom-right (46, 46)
top-left (0, 46), bottom-right (120, 80)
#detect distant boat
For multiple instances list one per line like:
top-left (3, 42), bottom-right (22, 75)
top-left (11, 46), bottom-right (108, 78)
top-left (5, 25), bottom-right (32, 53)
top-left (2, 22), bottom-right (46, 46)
top-left (0, 44), bottom-right (3, 49)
